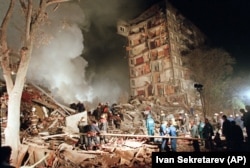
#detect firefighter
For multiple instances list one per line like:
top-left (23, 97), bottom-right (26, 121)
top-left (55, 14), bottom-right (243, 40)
top-left (146, 114), bottom-right (155, 142)
top-left (113, 113), bottom-right (122, 129)
top-left (87, 121), bottom-right (101, 150)
top-left (99, 114), bottom-right (108, 144)
top-left (77, 117), bottom-right (88, 150)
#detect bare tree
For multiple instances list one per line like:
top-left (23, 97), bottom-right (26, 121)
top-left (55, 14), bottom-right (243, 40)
top-left (0, 0), bottom-right (75, 166)
top-left (183, 47), bottom-right (235, 116)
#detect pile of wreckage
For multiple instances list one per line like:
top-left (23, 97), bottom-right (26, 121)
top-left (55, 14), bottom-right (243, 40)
top-left (1, 83), bottom-right (204, 168)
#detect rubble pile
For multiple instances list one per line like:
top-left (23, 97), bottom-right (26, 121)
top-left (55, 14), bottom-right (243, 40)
top-left (1, 83), bottom-right (205, 168)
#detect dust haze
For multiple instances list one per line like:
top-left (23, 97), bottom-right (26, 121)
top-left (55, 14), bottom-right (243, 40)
top-left (0, 0), bottom-right (158, 108)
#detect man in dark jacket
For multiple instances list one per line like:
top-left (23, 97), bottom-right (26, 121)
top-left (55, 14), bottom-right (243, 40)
top-left (203, 118), bottom-right (214, 151)
top-left (77, 117), bottom-right (89, 150)
top-left (222, 115), bottom-right (232, 151)
top-left (231, 121), bottom-right (244, 151)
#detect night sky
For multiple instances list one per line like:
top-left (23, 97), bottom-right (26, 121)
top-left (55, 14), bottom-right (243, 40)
top-left (169, 0), bottom-right (250, 72)
top-left (82, 0), bottom-right (250, 80)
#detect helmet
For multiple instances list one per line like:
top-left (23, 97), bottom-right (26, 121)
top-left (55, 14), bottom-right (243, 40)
top-left (101, 114), bottom-right (106, 118)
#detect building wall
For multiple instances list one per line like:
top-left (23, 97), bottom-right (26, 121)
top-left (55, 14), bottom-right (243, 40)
top-left (117, 0), bottom-right (205, 106)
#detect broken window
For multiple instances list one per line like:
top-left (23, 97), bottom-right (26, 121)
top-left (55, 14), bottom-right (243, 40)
top-left (131, 80), bottom-right (135, 86)
top-left (157, 85), bottom-right (164, 96)
top-left (151, 50), bottom-right (158, 60)
top-left (131, 69), bottom-right (135, 77)
top-left (144, 63), bottom-right (151, 74)
top-left (165, 85), bottom-right (175, 95)
top-left (119, 26), bottom-right (125, 32)
top-left (136, 56), bottom-right (144, 65)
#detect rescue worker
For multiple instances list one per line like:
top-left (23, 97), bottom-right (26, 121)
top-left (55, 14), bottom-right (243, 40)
top-left (113, 113), bottom-right (122, 129)
top-left (146, 114), bottom-right (155, 142)
top-left (99, 114), bottom-right (108, 144)
top-left (159, 111), bottom-right (166, 124)
top-left (198, 120), bottom-right (205, 146)
top-left (167, 120), bottom-right (177, 152)
top-left (87, 121), bottom-right (101, 150)
top-left (159, 120), bottom-right (170, 152)
top-left (77, 117), bottom-right (88, 150)
top-left (183, 113), bottom-right (190, 134)
top-left (92, 105), bottom-right (102, 121)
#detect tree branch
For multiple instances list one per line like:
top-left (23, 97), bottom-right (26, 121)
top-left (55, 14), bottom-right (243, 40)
top-left (19, 0), bottom-right (27, 14)
top-left (0, 0), bottom-right (15, 50)
top-left (46, 0), bottom-right (73, 6)
top-left (25, 0), bottom-right (33, 41)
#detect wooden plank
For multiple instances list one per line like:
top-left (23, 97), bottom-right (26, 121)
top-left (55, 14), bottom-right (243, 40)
top-left (39, 132), bottom-right (201, 141)
top-left (17, 144), bottom-right (29, 168)
top-left (76, 132), bottom-right (201, 140)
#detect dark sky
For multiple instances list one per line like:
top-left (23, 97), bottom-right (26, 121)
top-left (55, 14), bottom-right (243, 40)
top-left (81, 0), bottom-right (250, 88)
top-left (169, 0), bottom-right (250, 72)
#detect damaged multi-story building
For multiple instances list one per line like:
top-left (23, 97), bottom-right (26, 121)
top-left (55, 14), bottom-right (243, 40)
top-left (117, 0), bottom-right (206, 107)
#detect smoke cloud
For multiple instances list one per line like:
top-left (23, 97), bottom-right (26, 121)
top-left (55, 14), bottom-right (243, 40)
top-left (1, 0), bottom-right (159, 108)
top-left (28, 3), bottom-right (92, 104)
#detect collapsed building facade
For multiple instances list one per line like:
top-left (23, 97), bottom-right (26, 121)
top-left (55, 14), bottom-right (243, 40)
top-left (0, 1), bottom-right (214, 167)
top-left (117, 0), bottom-right (206, 108)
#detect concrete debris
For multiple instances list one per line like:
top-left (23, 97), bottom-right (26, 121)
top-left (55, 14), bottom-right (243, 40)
top-left (1, 83), bottom-right (209, 168)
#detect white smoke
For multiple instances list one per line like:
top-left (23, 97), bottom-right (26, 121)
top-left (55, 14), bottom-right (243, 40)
top-left (27, 3), bottom-right (94, 104)
top-left (1, 1), bottom-right (131, 107)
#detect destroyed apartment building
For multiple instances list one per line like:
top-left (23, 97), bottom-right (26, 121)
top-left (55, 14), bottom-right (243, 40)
top-left (0, 1), bottom-right (210, 168)
top-left (117, 0), bottom-right (206, 109)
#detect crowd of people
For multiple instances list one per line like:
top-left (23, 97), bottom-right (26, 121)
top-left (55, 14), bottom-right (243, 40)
top-left (74, 101), bottom-right (250, 152)
top-left (77, 102), bottom-right (124, 150)
top-left (144, 105), bottom-right (250, 152)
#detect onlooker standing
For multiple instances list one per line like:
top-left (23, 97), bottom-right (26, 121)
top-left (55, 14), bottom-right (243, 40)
top-left (231, 121), bottom-right (244, 151)
top-left (190, 120), bottom-right (200, 152)
top-left (240, 108), bottom-right (246, 124)
top-left (203, 118), bottom-right (214, 151)
top-left (235, 113), bottom-right (244, 130)
top-left (222, 115), bottom-right (232, 151)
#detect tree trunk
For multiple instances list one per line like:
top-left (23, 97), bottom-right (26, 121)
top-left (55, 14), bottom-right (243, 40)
top-left (5, 92), bottom-right (21, 167)
top-left (4, 45), bottom-right (33, 167)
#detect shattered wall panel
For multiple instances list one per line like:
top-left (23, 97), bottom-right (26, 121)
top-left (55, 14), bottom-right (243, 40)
top-left (134, 76), bottom-right (151, 87)
top-left (65, 112), bottom-right (87, 133)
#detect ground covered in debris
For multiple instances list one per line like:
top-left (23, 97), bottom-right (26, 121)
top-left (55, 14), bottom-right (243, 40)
top-left (0, 84), bottom-right (222, 168)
